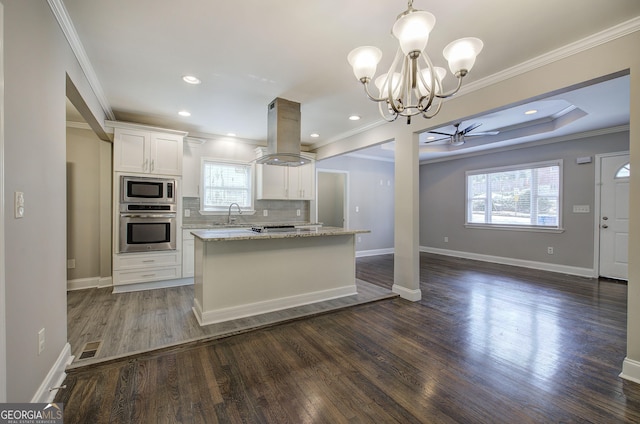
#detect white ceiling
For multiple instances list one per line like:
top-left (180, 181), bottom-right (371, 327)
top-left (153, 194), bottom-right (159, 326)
top-left (62, 0), bottom-right (640, 160)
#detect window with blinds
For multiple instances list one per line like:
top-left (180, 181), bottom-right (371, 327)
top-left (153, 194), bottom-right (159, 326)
top-left (201, 159), bottom-right (253, 210)
top-left (466, 160), bottom-right (562, 229)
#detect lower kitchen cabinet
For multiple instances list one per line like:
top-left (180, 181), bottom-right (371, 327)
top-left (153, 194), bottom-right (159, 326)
top-left (182, 230), bottom-right (196, 278)
top-left (112, 251), bottom-right (181, 286)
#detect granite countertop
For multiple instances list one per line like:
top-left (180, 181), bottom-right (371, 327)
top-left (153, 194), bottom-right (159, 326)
top-left (191, 226), bottom-right (370, 242)
top-left (182, 222), bottom-right (320, 230)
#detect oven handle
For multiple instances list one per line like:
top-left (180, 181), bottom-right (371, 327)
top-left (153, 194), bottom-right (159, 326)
top-left (120, 213), bottom-right (176, 218)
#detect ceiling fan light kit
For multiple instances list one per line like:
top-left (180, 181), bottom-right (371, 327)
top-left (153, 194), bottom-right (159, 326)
top-left (347, 0), bottom-right (483, 124)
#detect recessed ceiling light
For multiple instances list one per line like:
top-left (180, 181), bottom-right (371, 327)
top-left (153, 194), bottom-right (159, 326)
top-left (426, 136), bottom-right (435, 140)
top-left (178, 110), bottom-right (191, 117)
top-left (310, 133), bottom-right (320, 138)
top-left (182, 75), bottom-right (201, 85)
top-left (227, 132), bottom-right (237, 137)
top-left (524, 109), bottom-right (538, 115)
top-left (349, 115), bottom-right (361, 121)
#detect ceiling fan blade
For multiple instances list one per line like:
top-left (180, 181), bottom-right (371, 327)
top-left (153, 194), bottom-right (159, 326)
top-left (423, 136), bottom-right (451, 144)
top-left (427, 130), bottom-right (454, 136)
top-left (461, 122), bottom-right (482, 134)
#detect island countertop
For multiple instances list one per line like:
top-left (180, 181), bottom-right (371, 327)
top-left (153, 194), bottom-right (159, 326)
top-left (191, 226), bottom-right (370, 242)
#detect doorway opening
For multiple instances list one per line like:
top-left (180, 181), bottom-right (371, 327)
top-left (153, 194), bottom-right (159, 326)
top-left (317, 170), bottom-right (348, 228)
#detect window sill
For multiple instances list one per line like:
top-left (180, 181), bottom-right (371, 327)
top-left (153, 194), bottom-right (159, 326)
top-left (199, 210), bottom-right (256, 216)
top-left (464, 223), bottom-right (565, 233)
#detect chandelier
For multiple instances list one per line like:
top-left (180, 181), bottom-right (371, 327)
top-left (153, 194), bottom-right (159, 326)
top-left (347, 0), bottom-right (483, 124)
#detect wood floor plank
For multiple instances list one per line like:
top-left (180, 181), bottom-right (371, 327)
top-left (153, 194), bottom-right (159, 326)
top-left (59, 253), bottom-right (640, 423)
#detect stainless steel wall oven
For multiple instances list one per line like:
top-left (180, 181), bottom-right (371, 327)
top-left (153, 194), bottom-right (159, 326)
top-left (119, 204), bottom-right (177, 253)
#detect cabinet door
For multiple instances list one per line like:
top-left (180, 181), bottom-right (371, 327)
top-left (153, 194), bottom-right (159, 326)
top-left (256, 164), bottom-right (288, 199)
top-left (298, 163), bottom-right (316, 200)
top-left (182, 238), bottom-right (195, 277)
top-left (287, 164), bottom-right (315, 200)
top-left (114, 129), bottom-right (149, 173)
top-left (151, 133), bottom-right (183, 175)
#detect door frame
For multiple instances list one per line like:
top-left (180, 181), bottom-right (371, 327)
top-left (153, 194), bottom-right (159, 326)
top-left (0, 1), bottom-right (7, 402)
top-left (315, 169), bottom-right (349, 229)
top-left (593, 151), bottom-right (630, 278)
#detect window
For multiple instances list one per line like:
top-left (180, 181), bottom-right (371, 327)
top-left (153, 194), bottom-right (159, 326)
top-left (466, 160), bottom-right (562, 229)
top-left (615, 163), bottom-right (630, 179)
top-left (200, 159), bottom-right (253, 212)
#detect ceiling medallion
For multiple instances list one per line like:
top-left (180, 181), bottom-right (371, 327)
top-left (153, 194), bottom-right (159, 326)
top-left (347, 0), bottom-right (483, 124)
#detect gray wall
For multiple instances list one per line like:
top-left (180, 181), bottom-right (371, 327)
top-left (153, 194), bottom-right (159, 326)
top-left (3, 0), bottom-right (106, 401)
top-left (317, 155), bottom-right (394, 252)
top-left (419, 131), bottom-right (629, 268)
top-left (66, 126), bottom-right (112, 282)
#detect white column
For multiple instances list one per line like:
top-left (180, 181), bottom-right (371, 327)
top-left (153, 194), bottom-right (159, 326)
top-left (621, 66), bottom-right (640, 382)
top-left (392, 130), bottom-right (421, 301)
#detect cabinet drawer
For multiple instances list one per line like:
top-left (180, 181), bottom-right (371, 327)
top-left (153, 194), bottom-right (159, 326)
top-left (113, 266), bottom-right (181, 286)
top-left (114, 251), bottom-right (180, 270)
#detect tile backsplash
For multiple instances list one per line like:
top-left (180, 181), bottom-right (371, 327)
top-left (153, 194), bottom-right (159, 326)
top-left (182, 197), bottom-right (310, 226)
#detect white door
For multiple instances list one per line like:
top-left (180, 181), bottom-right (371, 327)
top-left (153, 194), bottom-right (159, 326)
top-left (599, 153), bottom-right (630, 280)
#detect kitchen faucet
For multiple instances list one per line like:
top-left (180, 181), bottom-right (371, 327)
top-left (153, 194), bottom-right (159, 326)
top-left (227, 202), bottom-right (242, 224)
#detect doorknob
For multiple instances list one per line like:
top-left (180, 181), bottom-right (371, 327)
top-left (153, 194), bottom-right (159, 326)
top-left (602, 224), bottom-right (609, 229)
top-left (602, 216), bottom-right (609, 220)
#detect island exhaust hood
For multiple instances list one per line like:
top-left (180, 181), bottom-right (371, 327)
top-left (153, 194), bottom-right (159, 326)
top-left (255, 98), bottom-right (312, 167)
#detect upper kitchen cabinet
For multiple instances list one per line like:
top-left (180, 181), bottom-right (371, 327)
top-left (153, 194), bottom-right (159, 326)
top-left (255, 148), bottom-right (316, 200)
top-left (110, 122), bottom-right (187, 176)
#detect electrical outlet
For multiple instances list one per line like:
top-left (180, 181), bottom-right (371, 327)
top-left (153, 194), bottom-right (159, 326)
top-left (67, 259), bottom-right (76, 269)
top-left (263, 209), bottom-right (268, 217)
top-left (357, 236), bottom-right (362, 243)
top-left (184, 209), bottom-right (191, 217)
top-left (38, 328), bottom-right (45, 355)
top-left (547, 247), bottom-right (554, 255)
top-left (296, 209), bottom-right (301, 217)
top-left (444, 237), bottom-right (449, 243)
top-left (355, 206), bottom-right (359, 213)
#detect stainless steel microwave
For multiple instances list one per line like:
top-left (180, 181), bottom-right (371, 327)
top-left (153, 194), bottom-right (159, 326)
top-left (121, 176), bottom-right (176, 204)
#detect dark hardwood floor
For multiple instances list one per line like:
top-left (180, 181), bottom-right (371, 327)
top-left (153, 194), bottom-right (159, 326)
top-left (57, 253), bottom-right (640, 423)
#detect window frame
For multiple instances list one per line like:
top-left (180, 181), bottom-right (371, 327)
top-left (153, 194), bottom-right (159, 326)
top-left (464, 159), bottom-right (564, 233)
top-left (199, 157), bottom-right (256, 215)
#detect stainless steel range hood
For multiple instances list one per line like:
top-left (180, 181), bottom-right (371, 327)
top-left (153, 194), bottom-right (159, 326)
top-left (256, 98), bottom-right (312, 167)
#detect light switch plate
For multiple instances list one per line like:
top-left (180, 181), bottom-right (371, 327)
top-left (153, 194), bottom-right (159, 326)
top-left (573, 205), bottom-right (590, 213)
top-left (15, 191), bottom-right (25, 218)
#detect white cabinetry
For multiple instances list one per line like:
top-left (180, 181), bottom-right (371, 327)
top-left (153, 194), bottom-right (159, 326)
top-left (255, 149), bottom-right (316, 200)
top-left (182, 229), bottom-right (197, 278)
top-left (112, 251), bottom-right (182, 286)
top-left (112, 124), bottom-right (186, 176)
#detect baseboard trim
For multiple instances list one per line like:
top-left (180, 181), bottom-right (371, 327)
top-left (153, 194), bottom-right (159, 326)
top-left (67, 276), bottom-right (113, 291)
top-left (31, 343), bottom-right (73, 403)
top-left (420, 246), bottom-right (595, 278)
top-left (356, 248), bottom-right (394, 258)
top-left (392, 284), bottom-right (422, 301)
top-left (194, 285), bottom-right (358, 326)
top-left (112, 277), bottom-right (193, 294)
top-left (620, 357), bottom-right (640, 384)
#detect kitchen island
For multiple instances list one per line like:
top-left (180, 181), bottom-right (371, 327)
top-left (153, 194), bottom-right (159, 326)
top-left (191, 227), bottom-right (369, 326)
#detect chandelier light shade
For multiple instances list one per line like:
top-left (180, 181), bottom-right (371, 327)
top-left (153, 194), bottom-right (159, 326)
top-left (348, 0), bottom-right (483, 124)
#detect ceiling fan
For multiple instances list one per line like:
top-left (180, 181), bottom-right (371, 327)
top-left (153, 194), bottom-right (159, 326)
top-left (425, 122), bottom-right (499, 146)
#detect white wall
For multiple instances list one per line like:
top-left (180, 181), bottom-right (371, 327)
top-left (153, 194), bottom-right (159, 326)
top-left (2, 0), bottom-right (106, 401)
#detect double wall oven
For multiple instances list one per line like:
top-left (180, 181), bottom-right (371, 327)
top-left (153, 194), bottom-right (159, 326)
top-left (118, 176), bottom-right (177, 253)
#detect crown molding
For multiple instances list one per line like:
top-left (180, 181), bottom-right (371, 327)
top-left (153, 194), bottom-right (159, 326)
top-left (48, 0), bottom-right (115, 120)
top-left (457, 16), bottom-right (640, 97)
